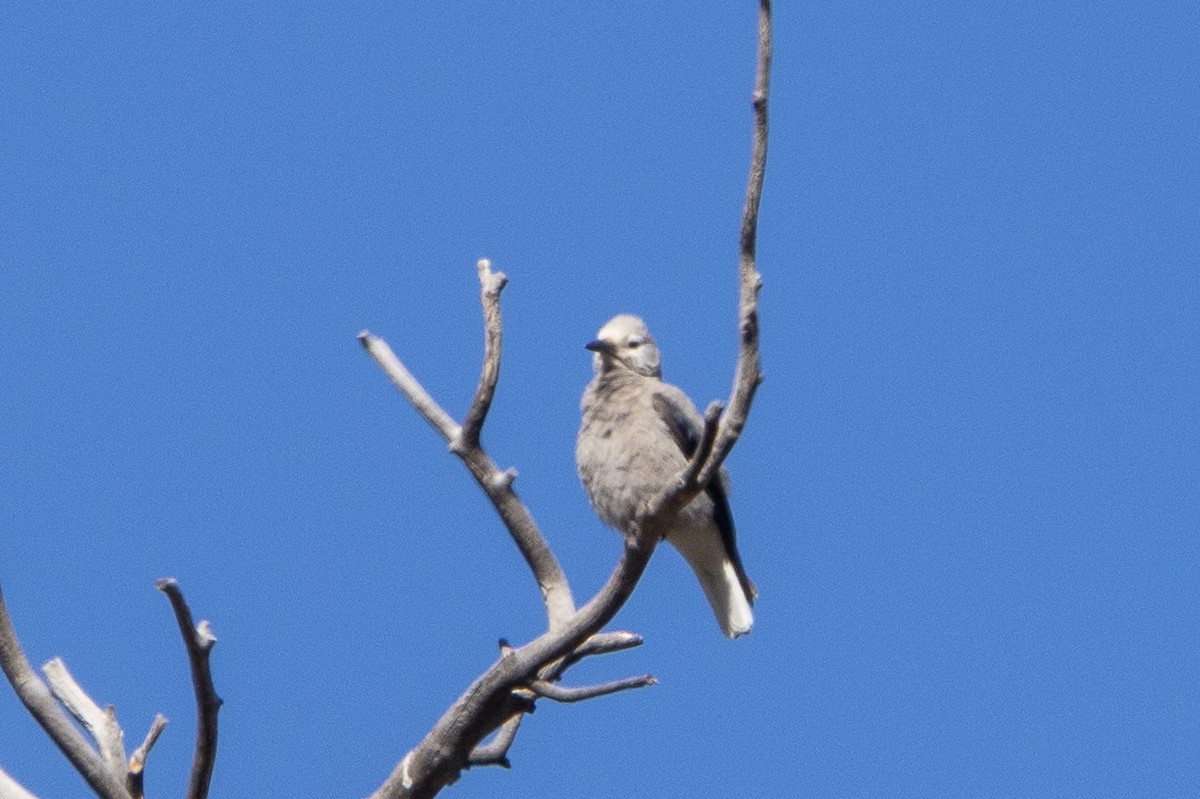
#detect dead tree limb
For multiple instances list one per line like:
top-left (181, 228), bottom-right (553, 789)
top-left (0, 3), bottom-right (770, 797)
top-left (361, 6), bottom-right (770, 793)
top-left (0, 579), bottom-right (215, 799)
top-left (156, 578), bottom-right (221, 799)
top-left (41, 659), bottom-right (128, 781)
top-left (126, 714), bottom-right (168, 799)
top-left (0, 584), bottom-right (130, 799)
top-left (360, 259), bottom-right (577, 634)
top-left (697, 0), bottom-right (771, 492)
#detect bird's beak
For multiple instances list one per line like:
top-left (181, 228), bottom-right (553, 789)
top-left (585, 339), bottom-right (613, 355)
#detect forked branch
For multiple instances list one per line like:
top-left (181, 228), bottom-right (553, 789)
top-left (360, 259), bottom-right (576, 633)
top-left (0, 579), bottom-right (215, 799)
top-left (0, 584), bottom-right (130, 799)
top-left (0, 577), bottom-right (213, 799)
top-left (0, 5), bottom-right (771, 799)
top-left (697, 0), bottom-right (771, 492)
top-left (362, 4), bottom-right (770, 796)
top-left (42, 658), bottom-right (127, 780)
top-left (156, 579), bottom-right (221, 799)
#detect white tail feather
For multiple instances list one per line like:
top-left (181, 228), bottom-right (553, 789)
top-left (697, 560), bottom-right (754, 638)
top-left (668, 522), bottom-right (755, 638)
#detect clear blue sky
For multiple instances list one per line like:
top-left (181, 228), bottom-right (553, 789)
top-left (2, 3), bottom-right (1197, 797)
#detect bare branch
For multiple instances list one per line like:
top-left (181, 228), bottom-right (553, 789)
top-left (126, 714), bottom-right (168, 799)
top-left (556, 630), bottom-right (643, 675)
top-left (367, 5), bottom-right (772, 795)
top-left (156, 579), bottom-right (220, 799)
top-left (360, 266), bottom-right (577, 633)
top-left (368, 535), bottom-right (656, 799)
top-left (128, 714), bottom-right (168, 772)
top-left (0, 767), bottom-right (39, 799)
top-left (698, 0), bottom-right (771, 490)
top-left (42, 658), bottom-right (127, 780)
top-left (529, 674), bottom-right (656, 703)
top-left (458, 259), bottom-right (508, 449)
top-left (0, 584), bottom-right (131, 799)
top-left (467, 713), bottom-right (522, 769)
top-left (359, 331), bottom-right (462, 441)
top-left (676, 401), bottom-right (724, 497)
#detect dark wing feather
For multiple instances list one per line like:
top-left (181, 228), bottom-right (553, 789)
top-left (705, 476), bottom-right (758, 604)
top-left (653, 391), bottom-right (757, 604)
top-left (652, 391), bottom-right (700, 457)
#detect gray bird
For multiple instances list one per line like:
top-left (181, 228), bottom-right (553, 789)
top-left (576, 314), bottom-right (756, 638)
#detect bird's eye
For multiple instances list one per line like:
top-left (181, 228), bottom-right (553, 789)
top-left (627, 338), bottom-right (644, 348)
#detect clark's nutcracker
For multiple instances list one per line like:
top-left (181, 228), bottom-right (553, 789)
top-left (576, 314), bottom-right (756, 638)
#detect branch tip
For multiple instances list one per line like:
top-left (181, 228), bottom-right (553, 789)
top-left (468, 714), bottom-right (522, 770)
top-left (476, 258), bottom-right (508, 296)
top-left (157, 578), bottom-right (220, 799)
top-left (528, 674), bottom-right (657, 703)
top-left (129, 714), bottom-right (168, 773)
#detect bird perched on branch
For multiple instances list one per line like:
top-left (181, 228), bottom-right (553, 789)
top-left (576, 314), bottom-right (756, 638)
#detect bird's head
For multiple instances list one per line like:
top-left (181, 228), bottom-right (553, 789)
top-left (586, 314), bottom-right (662, 378)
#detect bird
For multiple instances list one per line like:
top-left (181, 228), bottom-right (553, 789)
top-left (576, 313), bottom-right (756, 638)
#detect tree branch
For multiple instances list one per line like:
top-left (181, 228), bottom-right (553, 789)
top-left (554, 630), bottom-right (643, 676)
top-left (365, 4), bottom-right (771, 796)
top-left (697, 0), bottom-right (771, 491)
top-left (358, 331), bottom-right (461, 442)
top-left (42, 658), bottom-right (127, 781)
top-left (675, 401), bottom-right (724, 500)
top-left (367, 534), bottom-right (657, 799)
top-left (126, 714), bottom-right (168, 799)
top-left (156, 579), bottom-right (220, 799)
top-left (458, 259), bottom-right (508, 449)
top-left (529, 674), bottom-right (656, 703)
top-left (359, 262), bottom-right (576, 633)
top-left (0, 584), bottom-right (131, 799)
top-left (466, 713), bottom-right (522, 769)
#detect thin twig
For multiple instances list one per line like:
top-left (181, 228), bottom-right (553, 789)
top-left (42, 658), bottom-right (127, 779)
top-left (467, 713), bottom-right (522, 769)
top-left (126, 714), bottom-right (168, 799)
top-left (556, 631), bottom-right (643, 675)
top-left (458, 259), bottom-right (508, 450)
top-left (0, 584), bottom-right (130, 799)
top-left (676, 402), bottom-right (724, 496)
top-left (156, 579), bottom-right (220, 799)
top-left (360, 265), bottom-right (577, 632)
top-left (359, 332), bottom-right (462, 441)
top-left (698, 0), bottom-right (771, 490)
top-left (528, 675), bottom-right (656, 703)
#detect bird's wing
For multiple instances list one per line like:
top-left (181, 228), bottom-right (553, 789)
top-left (652, 389), bottom-right (702, 458)
top-left (652, 388), bottom-right (757, 604)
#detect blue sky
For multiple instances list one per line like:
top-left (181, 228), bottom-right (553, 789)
top-left (2, 3), bottom-right (1198, 797)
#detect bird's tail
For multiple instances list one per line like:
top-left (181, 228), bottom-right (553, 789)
top-left (701, 560), bottom-right (755, 638)
top-left (671, 531), bottom-right (755, 638)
